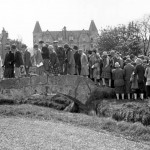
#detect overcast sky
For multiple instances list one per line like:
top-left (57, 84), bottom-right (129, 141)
top-left (0, 0), bottom-right (150, 47)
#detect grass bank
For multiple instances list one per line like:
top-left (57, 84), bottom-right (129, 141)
top-left (0, 104), bottom-right (150, 144)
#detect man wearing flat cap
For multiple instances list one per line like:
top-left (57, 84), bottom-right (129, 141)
top-left (13, 44), bottom-right (24, 78)
top-left (39, 40), bottom-right (44, 49)
top-left (3, 45), bottom-right (15, 78)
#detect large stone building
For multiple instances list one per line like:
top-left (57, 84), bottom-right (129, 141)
top-left (0, 28), bottom-right (9, 61)
top-left (33, 20), bottom-right (99, 50)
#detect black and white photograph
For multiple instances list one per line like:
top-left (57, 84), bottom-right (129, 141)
top-left (0, 0), bottom-right (150, 149)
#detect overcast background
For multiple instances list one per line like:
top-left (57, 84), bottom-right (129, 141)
top-left (0, 0), bottom-right (150, 47)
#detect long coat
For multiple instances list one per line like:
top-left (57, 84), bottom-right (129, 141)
top-left (14, 50), bottom-right (24, 68)
top-left (112, 68), bottom-right (124, 87)
top-left (112, 68), bottom-right (125, 94)
top-left (24, 50), bottom-right (32, 67)
top-left (124, 63), bottom-right (134, 93)
top-left (66, 48), bottom-right (75, 75)
top-left (3, 51), bottom-right (15, 78)
top-left (32, 49), bottom-right (43, 75)
top-left (89, 54), bottom-right (100, 79)
top-left (32, 49), bottom-right (43, 66)
top-left (134, 64), bottom-right (145, 93)
top-left (80, 53), bottom-right (89, 76)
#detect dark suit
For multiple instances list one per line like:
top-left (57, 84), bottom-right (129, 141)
top-left (3, 51), bottom-right (15, 78)
top-left (24, 50), bottom-right (32, 76)
top-left (74, 51), bottom-right (81, 75)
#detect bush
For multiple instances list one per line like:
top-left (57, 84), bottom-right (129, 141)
top-left (85, 87), bottom-right (115, 107)
top-left (112, 102), bottom-right (150, 126)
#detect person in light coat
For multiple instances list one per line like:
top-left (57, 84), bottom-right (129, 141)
top-left (22, 44), bottom-right (32, 76)
top-left (32, 43), bottom-right (43, 75)
top-left (79, 49), bottom-right (89, 77)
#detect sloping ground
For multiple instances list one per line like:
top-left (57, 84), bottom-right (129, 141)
top-left (0, 117), bottom-right (149, 150)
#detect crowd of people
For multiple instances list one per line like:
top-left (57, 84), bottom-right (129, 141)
top-left (1, 40), bottom-right (150, 100)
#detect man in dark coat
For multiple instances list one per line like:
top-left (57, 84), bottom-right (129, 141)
top-left (3, 45), bottom-right (15, 78)
top-left (134, 58), bottom-right (145, 100)
top-left (73, 45), bottom-right (81, 75)
top-left (13, 44), bottom-right (24, 78)
top-left (41, 45), bottom-right (50, 72)
top-left (22, 44), bottom-right (32, 76)
top-left (53, 41), bottom-right (66, 74)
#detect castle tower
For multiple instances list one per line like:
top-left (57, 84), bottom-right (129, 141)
top-left (89, 20), bottom-right (98, 49)
top-left (33, 21), bottom-right (42, 44)
top-left (89, 20), bottom-right (98, 34)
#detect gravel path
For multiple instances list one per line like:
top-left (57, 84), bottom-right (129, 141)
top-left (0, 117), bottom-right (149, 150)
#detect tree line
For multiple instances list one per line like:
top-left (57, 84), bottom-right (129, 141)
top-left (97, 14), bottom-right (150, 56)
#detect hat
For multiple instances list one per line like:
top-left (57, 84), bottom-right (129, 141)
top-left (73, 45), bottom-right (78, 50)
top-left (115, 62), bottom-right (120, 68)
top-left (34, 43), bottom-right (38, 48)
top-left (125, 58), bottom-right (132, 64)
top-left (102, 51), bottom-right (107, 56)
top-left (21, 44), bottom-right (27, 48)
top-left (39, 40), bottom-right (44, 44)
top-left (135, 58), bottom-right (142, 64)
top-left (11, 44), bottom-right (16, 50)
top-left (64, 44), bottom-right (69, 49)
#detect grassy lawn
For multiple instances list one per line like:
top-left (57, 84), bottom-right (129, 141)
top-left (0, 104), bottom-right (150, 145)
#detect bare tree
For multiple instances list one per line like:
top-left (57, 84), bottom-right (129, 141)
top-left (137, 14), bottom-right (150, 55)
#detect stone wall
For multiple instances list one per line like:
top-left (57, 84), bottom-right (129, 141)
top-left (0, 75), bottom-right (96, 104)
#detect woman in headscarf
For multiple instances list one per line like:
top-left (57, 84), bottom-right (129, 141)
top-left (112, 62), bottom-right (125, 100)
top-left (48, 45), bottom-right (61, 76)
